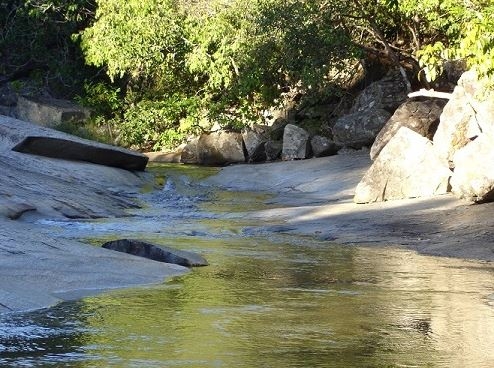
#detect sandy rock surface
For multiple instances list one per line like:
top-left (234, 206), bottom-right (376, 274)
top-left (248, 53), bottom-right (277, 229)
top-left (204, 152), bottom-right (494, 261)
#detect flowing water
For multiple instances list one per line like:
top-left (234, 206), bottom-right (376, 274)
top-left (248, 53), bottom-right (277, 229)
top-left (1, 164), bottom-right (494, 367)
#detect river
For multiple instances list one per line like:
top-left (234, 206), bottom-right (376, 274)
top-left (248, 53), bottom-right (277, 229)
top-left (1, 164), bottom-right (494, 367)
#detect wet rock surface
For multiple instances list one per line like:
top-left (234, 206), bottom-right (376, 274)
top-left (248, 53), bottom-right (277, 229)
top-left (102, 239), bottom-right (209, 267)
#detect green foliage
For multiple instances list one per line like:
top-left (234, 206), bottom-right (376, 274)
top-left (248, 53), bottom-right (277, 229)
top-left (0, 0), bottom-right (95, 96)
top-left (76, 82), bottom-right (122, 117)
top-left (5, 0), bottom-right (494, 151)
top-left (398, 0), bottom-right (494, 81)
top-left (118, 95), bottom-right (201, 150)
top-left (79, 0), bottom-right (190, 91)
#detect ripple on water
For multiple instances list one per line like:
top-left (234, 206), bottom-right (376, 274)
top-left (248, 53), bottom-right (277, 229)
top-left (3, 164), bottom-right (494, 368)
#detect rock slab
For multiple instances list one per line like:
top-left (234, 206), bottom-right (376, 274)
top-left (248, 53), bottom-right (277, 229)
top-left (13, 136), bottom-right (148, 171)
top-left (102, 239), bottom-right (209, 267)
top-left (354, 127), bottom-right (452, 203)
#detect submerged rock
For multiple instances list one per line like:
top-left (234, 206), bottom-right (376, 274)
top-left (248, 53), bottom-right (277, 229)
top-left (102, 239), bottom-right (209, 267)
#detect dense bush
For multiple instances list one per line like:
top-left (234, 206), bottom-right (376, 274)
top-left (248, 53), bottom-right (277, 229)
top-left (2, 0), bottom-right (493, 150)
top-left (0, 0), bottom-right (95, 96)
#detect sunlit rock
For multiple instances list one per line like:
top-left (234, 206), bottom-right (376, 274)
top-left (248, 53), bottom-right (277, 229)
top-left (451, 134), bottom-right (494, 203)
top-left (355, 127), bottom-right (452, 203)
top-left (370, 98), bottom-right (446, 160)
top-left (433, 71), bottom-right (483, 168)
top-left (282, 124), bottom-right (310, 160)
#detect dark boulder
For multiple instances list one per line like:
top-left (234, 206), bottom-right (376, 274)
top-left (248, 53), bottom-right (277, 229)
top-left (264, 140), bottom-right (282, 161)
top-left (102, 239), bottom-right (209, 267)
top-left (310, 135), bottom-right (340, 157)
top-left (12, 136), bottom-right (148, 171)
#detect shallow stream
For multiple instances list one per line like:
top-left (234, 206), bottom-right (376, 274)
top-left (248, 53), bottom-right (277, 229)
top-left (1, 164), bottom-right (494, 367)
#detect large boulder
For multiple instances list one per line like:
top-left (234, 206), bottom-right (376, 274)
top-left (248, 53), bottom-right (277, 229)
top-left (433, 71), bottom-right (483, 167)
top-left (351, 68), bottom-right (409, 114)
top-left (242, 125), bottom-right (269, 162)
top-left (432, 70), bottom-right (494, 203)
top-left (13, 136), bottom-right (148, 171)
top-left (180, 137), bottom-right (199, 164)
top-left (310, 135), bottom-right (340, 157)
top-left (282, 124), bottom-right (310, 160)
top-left (265, 140), bottom-right (282, 161)
top-left (370, 98), bottom-right (446, 160)
top-left (335, 69), bottom-right (409, 149)
top-left (354, 127), bottom-right (452, 203)
top-left (450, 134), bottom-right (494, 203)
top-left (102, 239), bottom-right (208, 267)
top-left (196, 131), bottom-right (246, 166)
top-left (17, 96), bottom-right (90, 128)
top-left (333, 108), bottom-right (392, 148)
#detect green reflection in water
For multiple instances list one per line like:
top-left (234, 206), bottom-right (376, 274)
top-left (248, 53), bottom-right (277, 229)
top-left (4, 240), bottom-right (491, 368)
top-left (2, 163), bottom-right (494, 368)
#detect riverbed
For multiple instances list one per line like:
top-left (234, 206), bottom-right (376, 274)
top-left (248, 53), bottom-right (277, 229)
top-left (1, 163), bottom-right (494, 367)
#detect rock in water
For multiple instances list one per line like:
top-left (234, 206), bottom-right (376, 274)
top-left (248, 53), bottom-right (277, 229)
top-left (13, 136), bottom-right (148, 171)
top-left (102, 239), bottom-right (208, 267)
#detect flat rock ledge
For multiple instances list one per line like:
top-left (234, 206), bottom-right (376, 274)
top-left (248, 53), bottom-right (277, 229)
top-left (0, 115), bottom-right (186, 314)
top-left (0, 219), bottom-right (187, 314)
top-left (203, 152), bottom-right (494, 262)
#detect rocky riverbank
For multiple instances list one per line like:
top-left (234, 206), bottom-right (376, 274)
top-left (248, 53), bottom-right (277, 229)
top-left (203, 151), bottom-right (494, 262)
top-left (0, 115), bottom-right (188, 314)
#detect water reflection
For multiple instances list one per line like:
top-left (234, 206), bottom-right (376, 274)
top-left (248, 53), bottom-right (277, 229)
top-left (1, 240), bottom-right (494, 367)
top-left (2, 163), bottom-right (494, 367)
